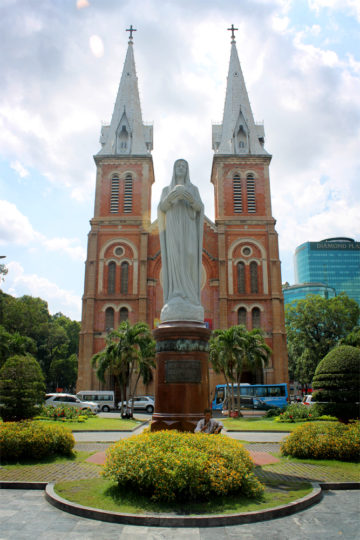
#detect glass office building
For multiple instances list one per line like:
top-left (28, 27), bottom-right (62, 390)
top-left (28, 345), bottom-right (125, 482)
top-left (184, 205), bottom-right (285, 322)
top-left (283, 282), bottom-right (336, 308)
top-left (294, 237), bottom-right (360, 307)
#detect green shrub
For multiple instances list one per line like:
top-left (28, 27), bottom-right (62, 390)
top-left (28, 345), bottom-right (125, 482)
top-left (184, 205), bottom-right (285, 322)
top-left (103, 430), bottom-right (264, 502)
top-left (41, 405), bottom-right (83, 420)
top-left (312, 345), bottom-right (360, 422)
top-left (0, 355), bottom-right (45, 421)
top-left (277, 403), bottom-right (313, 422)
top-left (0, 421), bottom-right (75, 461)
top-left (264, 407), bottom-right (282, 418)
top-left (281, 421), bottom-right (360, 461)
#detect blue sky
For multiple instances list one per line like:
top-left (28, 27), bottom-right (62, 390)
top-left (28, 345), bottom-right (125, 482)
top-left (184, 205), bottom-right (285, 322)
top-left (1, 0), bottom-right (359, 321)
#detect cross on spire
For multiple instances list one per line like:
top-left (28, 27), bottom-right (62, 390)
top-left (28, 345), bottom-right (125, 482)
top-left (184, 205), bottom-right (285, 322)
top-left (227, 24), bottom-right (238, 42)
top-left (126, 25), bottom-right (137, 41)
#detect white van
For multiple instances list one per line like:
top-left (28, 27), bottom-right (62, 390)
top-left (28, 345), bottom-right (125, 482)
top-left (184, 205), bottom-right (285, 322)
top-left (76, 390), bottom-right (115, 412)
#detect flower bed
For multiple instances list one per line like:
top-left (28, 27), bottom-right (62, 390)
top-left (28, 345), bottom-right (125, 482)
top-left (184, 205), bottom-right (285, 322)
top-left (103, 430), bottom-right (264, 502)
top-left (281, 421), bottom-right (360, 461)
top-left (0, 420), bottom-right (75, 461)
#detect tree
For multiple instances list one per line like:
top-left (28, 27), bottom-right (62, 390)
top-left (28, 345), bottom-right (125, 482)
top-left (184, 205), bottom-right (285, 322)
top-left (209, 325), bottom-right (271, 414)
top-left (312, 345), bottom-right (360, 422)
top-left (285, 293), bottom-right (360, 387)
top-left (338, 326), bottom-right (360, 349)
top-left (92, 321), bottom-right (155, 416)
top-left (49, 353), bottom-right (78, 392)
top-left (0, 355), bottom-right (45, 421)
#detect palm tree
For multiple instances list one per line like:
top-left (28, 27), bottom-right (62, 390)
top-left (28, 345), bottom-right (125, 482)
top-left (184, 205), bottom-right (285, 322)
top-left (209, 325), bottom-right (247, 414)
top-left (209, 325), bottom-right (271, 414)
top-left (91, 321), bottom-right (155, 416)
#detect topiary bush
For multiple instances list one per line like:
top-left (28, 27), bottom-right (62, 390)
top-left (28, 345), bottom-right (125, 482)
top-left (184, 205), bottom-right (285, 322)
top-left (0, 421), bottom-right (75, 461)
top-left (281, 421), bottom-right (360, 461)
top-left (103, 430), bottom-right (264, 502)
top-left (312, 345), bottom-right (360, 422)
top-left (0, 355), bottom-right (45, 421)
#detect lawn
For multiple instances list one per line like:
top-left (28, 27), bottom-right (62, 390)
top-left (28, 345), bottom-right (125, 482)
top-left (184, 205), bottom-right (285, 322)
top-left (33, 416), bottom-right (141, 431)
top-left (222, 417), bottom-right (301, 431)
top-left (54, 478), bottom-right (313, 515)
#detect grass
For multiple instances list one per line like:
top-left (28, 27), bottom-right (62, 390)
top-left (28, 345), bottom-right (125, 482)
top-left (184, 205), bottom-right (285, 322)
top-left (222, 417), bottom-right (302, 431)
top-left (267, 453), bottom-right (360, 477)
top-left (1, 450), bottom-right (92, 468)
top-left (54, 478), bottom-right (313, 515)
top-left (32, 416), bottom-right (141, 431)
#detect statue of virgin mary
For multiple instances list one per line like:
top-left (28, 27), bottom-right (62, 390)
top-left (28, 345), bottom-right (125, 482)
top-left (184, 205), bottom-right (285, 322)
top-left (158, 159), bottom-right (204, 323)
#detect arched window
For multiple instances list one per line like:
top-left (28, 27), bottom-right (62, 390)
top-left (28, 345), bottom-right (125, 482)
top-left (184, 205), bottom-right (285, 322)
top-left (107, 261), bottom-right (116, 294)
top-left (246, 173), bottom-right (256, 213)
top-left (252, 307), bottom-right (261, 329)
top-left (120, 261), bottom-right (129, 294)
top-left (119, 307), bottom-right (129, 322)
top-left (250, 261), bottom-right (259, 293)
top-left (110, 175), bottom-right (119, 213)
top-left (124, 174), bottom-right (132, 213)
top-left (238, 307), bottom-right (247, 327)
top-left (233, 174), bottom-right (242, 213)
top-left (105, 307), bottom-right (114, 331)
top-left (237, 262), bottom-right (245, 294)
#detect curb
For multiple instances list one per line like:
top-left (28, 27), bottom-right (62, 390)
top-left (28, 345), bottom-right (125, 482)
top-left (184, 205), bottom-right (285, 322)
top-left (44, 483), bottom-right (323, 527)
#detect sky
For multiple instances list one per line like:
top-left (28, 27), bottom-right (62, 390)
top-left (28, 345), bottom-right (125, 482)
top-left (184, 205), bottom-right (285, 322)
top-left (0, 0), bottom-right (359, 321)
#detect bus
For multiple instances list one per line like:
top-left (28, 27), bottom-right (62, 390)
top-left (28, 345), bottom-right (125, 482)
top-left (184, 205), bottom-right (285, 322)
top-left (211, 383), bottom-right (288, 411)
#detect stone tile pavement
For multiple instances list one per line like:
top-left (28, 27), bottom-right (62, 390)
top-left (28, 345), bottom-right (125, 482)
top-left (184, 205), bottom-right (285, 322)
top-left (0, 488), bottom-right (359, 539)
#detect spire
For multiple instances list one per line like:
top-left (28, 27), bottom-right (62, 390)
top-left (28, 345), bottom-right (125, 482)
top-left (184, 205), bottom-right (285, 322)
top-left (212, 27), bottom-right (267, 156)
top-left (98, 28), bottom-right (153, 156)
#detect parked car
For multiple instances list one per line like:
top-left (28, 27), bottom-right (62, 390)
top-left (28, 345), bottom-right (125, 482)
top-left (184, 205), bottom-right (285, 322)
top-left (118, 395), bottom-right (155, 414)
top-left (45, 393), bottom-right (99, 413)
top-left (76, 390), bottom-right (115, 412)
top-left (301, 394), bottom-right (314, 406)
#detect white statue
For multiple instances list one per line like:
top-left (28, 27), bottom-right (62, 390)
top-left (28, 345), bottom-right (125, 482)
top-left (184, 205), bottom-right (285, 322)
top-left (158, 159), bottom-right (204, 323)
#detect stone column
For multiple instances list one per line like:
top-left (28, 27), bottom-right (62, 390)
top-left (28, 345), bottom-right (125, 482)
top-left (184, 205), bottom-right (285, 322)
top-left (151, 322), bottom-right (211, 432)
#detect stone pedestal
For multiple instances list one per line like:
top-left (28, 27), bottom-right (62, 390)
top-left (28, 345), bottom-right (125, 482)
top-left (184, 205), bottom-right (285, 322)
top-left (151, 321), bottom-right (211, 432)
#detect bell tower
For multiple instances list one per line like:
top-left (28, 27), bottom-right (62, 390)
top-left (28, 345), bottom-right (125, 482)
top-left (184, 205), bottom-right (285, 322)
top-left (211, 26), bottom-right (288, 385)
top-left (77, 28), bottom-right (154, 390)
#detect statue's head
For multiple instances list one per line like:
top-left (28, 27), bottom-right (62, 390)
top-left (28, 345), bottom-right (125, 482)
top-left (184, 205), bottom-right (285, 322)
top-left (173, 159), bottom-right (189, 185)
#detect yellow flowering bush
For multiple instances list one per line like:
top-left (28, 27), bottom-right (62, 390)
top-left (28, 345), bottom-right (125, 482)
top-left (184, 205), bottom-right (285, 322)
top-left (103, 430), bottom-right (264, 502)
top-left (281, 421), bottom-right (360, 461)
top-left (0, 421), bottom-right (75, 461)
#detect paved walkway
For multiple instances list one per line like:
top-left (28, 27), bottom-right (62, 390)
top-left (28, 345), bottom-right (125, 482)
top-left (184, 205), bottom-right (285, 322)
top-left (0, 488), bottom-right (359, 539)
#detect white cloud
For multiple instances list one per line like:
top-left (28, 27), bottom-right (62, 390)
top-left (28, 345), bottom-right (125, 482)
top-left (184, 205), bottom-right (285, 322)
top-left (89, 35), bottom-right (104, 59)
top-left (0, 200), bottom-right (85, 261)
top-left (4, 261), bottom-right (81, 319)
top-left (0, 200), bottom-right (40, 245)
top-left (10, 160), bottom-right (29, 178)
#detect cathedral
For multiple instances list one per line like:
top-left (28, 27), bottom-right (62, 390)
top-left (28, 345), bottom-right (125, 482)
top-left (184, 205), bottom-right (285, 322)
top-left (76, 27), bottom-right (289, 396)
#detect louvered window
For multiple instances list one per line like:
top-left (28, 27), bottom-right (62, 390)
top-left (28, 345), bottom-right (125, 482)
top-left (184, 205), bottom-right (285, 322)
top-left (120, 262), bottom-right (129, 294)
top-left (237, 262), bottom-right (245, 294)
top-left (252, 307), bottom-right (261, 329)
top-left (107, 262), bottom-right (116, 294)
top-left (247, 174), bottom-right (256, 213)
top-left (124, 174), bottom-right (133, 213)
top-left (110, 175), bottom-right (119, 213)
top-left (120, 307), bottom-right (129, 322)
top-left (233, 174), bottom-right (242, 213)
top-left (105, 307), bottom-right (114, 331)
top-left (250, 262), bottom-right (259, 293)
top-left (238, 307), bottom-right (247, 327)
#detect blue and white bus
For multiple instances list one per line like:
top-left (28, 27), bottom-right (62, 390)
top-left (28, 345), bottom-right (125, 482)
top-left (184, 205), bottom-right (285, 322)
top-left (212, 383), bottom-right (288, 411)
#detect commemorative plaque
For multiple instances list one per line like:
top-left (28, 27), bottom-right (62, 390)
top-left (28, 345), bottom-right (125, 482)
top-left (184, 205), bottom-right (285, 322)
top-left (165, 359), bottom-right (202, 384)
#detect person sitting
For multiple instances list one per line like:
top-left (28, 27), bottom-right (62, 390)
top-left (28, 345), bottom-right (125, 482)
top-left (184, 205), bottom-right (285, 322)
top-left (195, 408), bottom-right (223, 434)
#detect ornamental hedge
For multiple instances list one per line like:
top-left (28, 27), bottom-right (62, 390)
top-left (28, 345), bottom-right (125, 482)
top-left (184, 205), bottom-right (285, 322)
top-left (312, 345), bottom-right (360, 422)
top-left (0, 421), bottom-right (75, 461)
top-left (103, 430), bottom-right (264, 502)
top-left (281, 421), bottom-right (360, 461)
